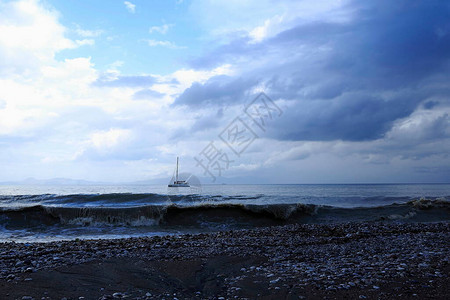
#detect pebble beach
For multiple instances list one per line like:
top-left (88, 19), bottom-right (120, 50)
top-left (1, 221), bottom-right (449, 299)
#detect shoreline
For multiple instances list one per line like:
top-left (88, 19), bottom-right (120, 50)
top-left (0, 221), bottom-right (449, 299)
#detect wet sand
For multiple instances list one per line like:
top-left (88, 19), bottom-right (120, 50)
top-left (0, 222), bottom-right (449, 299)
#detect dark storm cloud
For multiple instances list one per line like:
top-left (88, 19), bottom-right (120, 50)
top-left (93, 73), bottom-right (157, 87)
top-left (179, 0), bottom-right (450, 141)
top-left (326, 1), bottom-right (450, 86)
top-left (169, 108), bottom-right (224, 139)
top-left (173, 75), bottom-right (258, 107)
top-left (269, 93), bottom-right (424, 141)
top-left (190, 36), bottom-right (254, 69)
top-left (423, 101), bottom-right (438, 110)
top-left (190, 108), bottom-right (224, 133)
top-left (190, 22), bottom-right (343, 70)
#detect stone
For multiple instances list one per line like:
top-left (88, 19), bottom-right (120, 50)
top-left (112, 292), bottom-right (124, 298)
top-left (15, 261), bottom-right (24, 267)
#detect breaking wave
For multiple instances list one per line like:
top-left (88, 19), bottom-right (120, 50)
top-left (0, 197), bottom-right (449, 230)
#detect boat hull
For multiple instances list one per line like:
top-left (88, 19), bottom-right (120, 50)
top-left (168, 183), bottom-right (190, 187)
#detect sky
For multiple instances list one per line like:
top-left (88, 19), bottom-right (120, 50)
top-left (0, 0), bottom-right (449, 184)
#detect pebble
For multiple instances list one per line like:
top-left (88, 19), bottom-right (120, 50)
top-left (269, 278), bottom-right (280, 284)
top-left (112, 292), bottom-right (124, 298)
top-left (0, 222), bottom-right (447, 299)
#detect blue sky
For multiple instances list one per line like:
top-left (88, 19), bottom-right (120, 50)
top-left (52, 0), bottom-right (202, 74)
top-left (0, 0), bottom-right (449, 184)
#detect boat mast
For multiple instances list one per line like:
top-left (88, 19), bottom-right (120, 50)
top-left (176, 157), bottom-right (179, 182)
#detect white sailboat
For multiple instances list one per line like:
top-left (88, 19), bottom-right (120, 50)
top-left (168, 157), bottom-right (190, 187)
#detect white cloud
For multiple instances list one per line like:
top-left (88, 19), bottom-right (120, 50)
top-left (386, 107), bottom-right (450, 142)
top-left (248, 15), bottom-right (284, 43)
top-left (149, 23), bottom-right (174, 34)
top-left (107, 60), bottom-right (124, 71)
top-left (0, 0), bottom-right (76, 77)
top-left (189, 0), bottom-right (351, 41)
top-left (147, 39), bottom-right (185, 49)
top-left (155, 64), bottom-right (234, 96)
top-left (75, 39), bottom-right (95, 46)
top-left (90, 128), bottom-right (133, 151)
top-left (75, 27), bottom-right (103, 38)
top-left (124, 1), bottom-right (136, 13)
top-left (41, 57), bottom-right (97, 86)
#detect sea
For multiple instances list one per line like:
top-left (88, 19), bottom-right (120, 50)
top-left (0, 184), bottom-right (449, 242)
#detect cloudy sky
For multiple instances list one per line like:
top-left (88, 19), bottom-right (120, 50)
top-left (0, 0), bottom-right (449, 184)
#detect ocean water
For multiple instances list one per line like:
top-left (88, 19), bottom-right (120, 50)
top-left (0, 184), bottom-right (449, 242)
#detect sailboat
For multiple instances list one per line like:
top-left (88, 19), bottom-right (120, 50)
top-left (168, 157), bottom-right (190, 187)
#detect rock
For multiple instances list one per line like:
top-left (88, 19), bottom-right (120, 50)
top-left (15, 261), bottom-right (24, 267)
top-left (270, 278), bottom-right (280, 284)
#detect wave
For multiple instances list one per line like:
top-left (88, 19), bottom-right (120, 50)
top-left (0, 193), bottom-right (172, 206)
top-left (0, 198), bottom-right (449, 230)
top-left (0, 193), bottom-right (267, 207)
top-left (408, 198), bottom-right (450, 209)
top-left (4, 193), bottom-right (447, 207)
